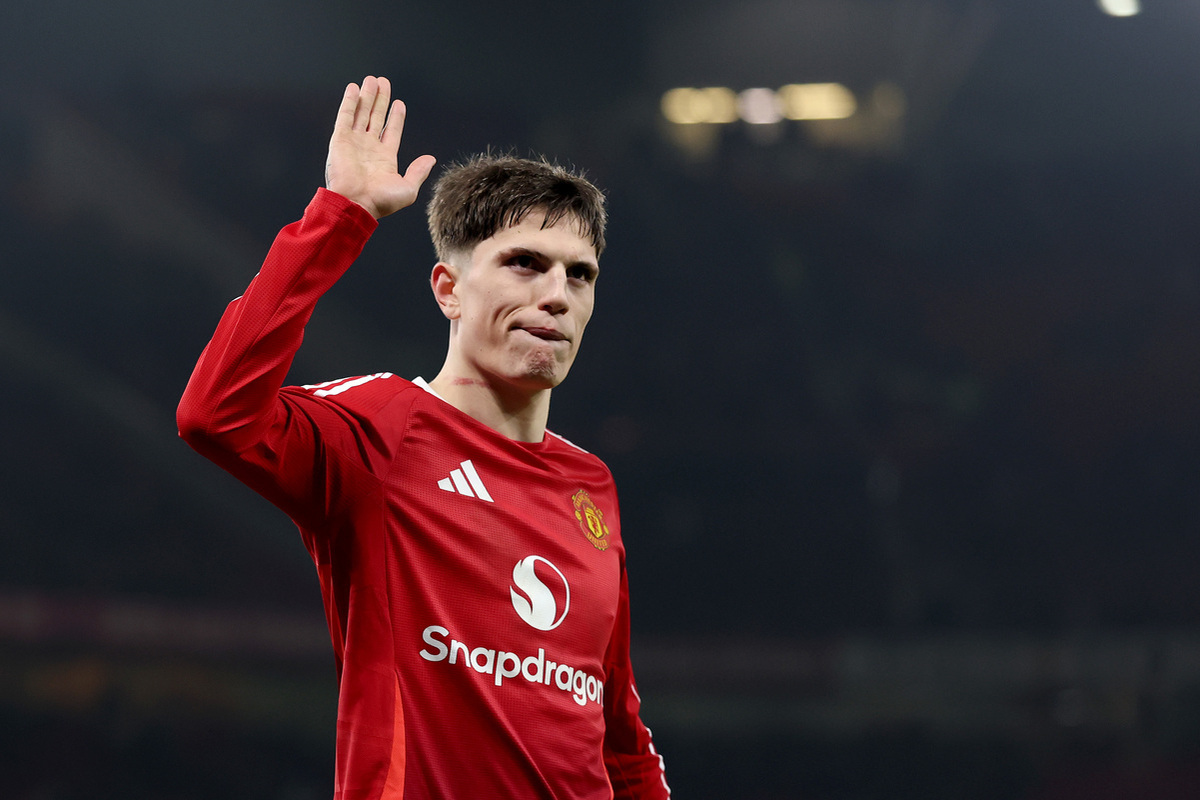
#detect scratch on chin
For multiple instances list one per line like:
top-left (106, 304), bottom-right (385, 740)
top-left (451, 378), bottom-right (490, 387)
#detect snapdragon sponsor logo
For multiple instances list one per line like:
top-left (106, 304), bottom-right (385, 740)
top-left (419, 625), bottom-right (603, 707)
top-left (510, 555), bottom-right (569, 631)
top-left (418, 555), bottom-right (602, 707)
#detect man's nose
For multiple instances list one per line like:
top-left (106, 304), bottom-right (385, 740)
top-left (538, 267), bottom-right (570, 314)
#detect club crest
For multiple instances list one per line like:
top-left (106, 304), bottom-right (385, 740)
top-left (572, 489), bottom-right (610, 551)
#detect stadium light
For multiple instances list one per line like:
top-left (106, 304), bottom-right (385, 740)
top-left (778, 83), bottom-right (857, 121)
top-left (1097, 0), bottom-right (1140, 16)
top-left (661, 83), bottom-right (860, 126)
top-left (660, 87), bottom-right (739, 125)
top-left (738, 88), bottom-right (783, 125)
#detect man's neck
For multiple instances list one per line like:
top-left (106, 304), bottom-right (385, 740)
top-left (426, 372), bottom-right (552, 443)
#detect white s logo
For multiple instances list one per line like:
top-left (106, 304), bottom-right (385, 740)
top-left (510, 556), bottom-right (570, 631)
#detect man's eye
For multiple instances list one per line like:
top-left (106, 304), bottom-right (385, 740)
top-left (569, 266), bottom-right (597, 282)
top-left (512, 254), bottom-right (536, 269)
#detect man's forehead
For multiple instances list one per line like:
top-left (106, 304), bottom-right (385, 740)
top-left (478, 211), bottom-right (597, 258)
top-left (506, 208), bottom-right (589, 237)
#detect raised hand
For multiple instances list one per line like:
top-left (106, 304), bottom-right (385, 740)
top-left (325, 76), bottom-right (436, 219)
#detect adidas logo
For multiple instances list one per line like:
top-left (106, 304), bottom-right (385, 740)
top-left (437, 460), bottom-right (494, 503)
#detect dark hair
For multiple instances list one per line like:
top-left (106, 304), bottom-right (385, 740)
top-left (426, 153), bottom-right (607, 261)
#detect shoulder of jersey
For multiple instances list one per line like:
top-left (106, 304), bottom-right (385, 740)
top-left (545, 429), bottom-right (592, 455)
top-left (293, 372), bottom-right (414, 408)
top-left (545, 430), bottom-right (614, 474)
top-left (293, 378), bottom-right (612, 469)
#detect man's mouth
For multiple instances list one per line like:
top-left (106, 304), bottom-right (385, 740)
top-left (519, 327), bottom-right (568, 342)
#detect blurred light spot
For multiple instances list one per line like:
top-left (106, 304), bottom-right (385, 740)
top-left (779, 83), bottom-right (857, 120)
top-left (1097, 0), bottom-right (1140, 16)
top-left (738, 87), bottom-right (783, 125)
top-left (661, 87), bottom-right (738, 124)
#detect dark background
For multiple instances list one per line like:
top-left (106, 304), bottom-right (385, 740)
top-left (5, 1), bottom-right (1200, 797)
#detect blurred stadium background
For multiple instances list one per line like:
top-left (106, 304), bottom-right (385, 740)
top-left (6, 0), bottom-right (1200, 797)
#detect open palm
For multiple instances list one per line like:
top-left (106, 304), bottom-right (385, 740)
top-left (325, 76), bottom-right (436, 219)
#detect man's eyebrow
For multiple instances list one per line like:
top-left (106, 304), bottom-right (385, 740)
top-left (499, 246), bottom-right (600, 273)
top-left (498, 246), bottom-right (549, 261)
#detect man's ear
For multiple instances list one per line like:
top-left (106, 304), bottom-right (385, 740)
top-left (430, 262), bottom-right (461, 320)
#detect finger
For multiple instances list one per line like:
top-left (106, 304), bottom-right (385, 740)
top-left (380, 99), bottom-right (407, 151)
top-left (369, 76), bottom-right (392, 136)
top-left (334, 82), bottom-right (360, 131)
top-left (355, 75), bottom-right (378, 131)
top-left (402, 154), bottom-right (438, 191)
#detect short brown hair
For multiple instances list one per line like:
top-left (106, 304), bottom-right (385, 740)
top-left (426, 153), bottom-right (607, 261)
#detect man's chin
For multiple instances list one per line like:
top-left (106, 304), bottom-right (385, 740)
top-left (521, 369), bottom-right (566, 391)
top-left (518, 354), bottom-right (569, 390)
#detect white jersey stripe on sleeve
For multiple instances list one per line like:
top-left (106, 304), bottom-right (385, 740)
top-left (545, 430), bottom-right (591, 454)
top-left (301, 377), bottom-right (346, 391)
top-left (309, 372), bottom-right (394, 397)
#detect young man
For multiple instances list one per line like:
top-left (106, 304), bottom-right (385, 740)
top-left (177, 76), bottom-right (669, 799)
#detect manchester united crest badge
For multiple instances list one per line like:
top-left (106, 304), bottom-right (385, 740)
top-left (572, 489), bottom-right (610, 551)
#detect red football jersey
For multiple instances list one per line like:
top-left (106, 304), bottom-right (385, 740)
top-left (177, 189), bottom-right (669, 800)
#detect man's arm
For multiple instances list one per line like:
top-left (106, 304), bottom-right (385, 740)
top-left (176, 77), bottom-right (434, 523)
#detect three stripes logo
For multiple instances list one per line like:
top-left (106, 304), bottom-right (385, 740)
top-left (437, 459), bottom-right (494, 503)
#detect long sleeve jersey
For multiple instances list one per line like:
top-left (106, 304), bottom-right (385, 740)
top-left (176, 189), bottom-right (669, 800)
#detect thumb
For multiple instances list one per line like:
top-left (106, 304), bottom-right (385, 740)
top-left (404, 154), bottom-right (437, 192)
